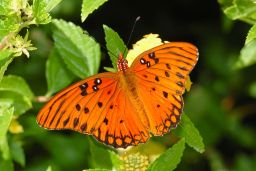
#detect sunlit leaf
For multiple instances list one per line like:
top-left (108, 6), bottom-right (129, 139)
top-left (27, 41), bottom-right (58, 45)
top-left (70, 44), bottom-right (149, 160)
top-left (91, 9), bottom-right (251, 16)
top-left (0, 75), bottom-right (34, 115)
top-left (0, 102), bottom-right (13, 137)
top-left (53, 19), bottom-right (101, 78)
top-left (103, 25), bottom-right (127, 70)
top-left (0, 75), bottom-right (34, 100)
top-left (0, 50), bottom-right (13, 82)
top-left (246, 24), bottom-right (256, 44)
top-left (148, 138), bottom-right (185, 171)
top-left (235, 39), bottom-right (256, 68)
top-left (45, 0), bottom-right (62, 12)
top-left (81, 0), bottom-right (108, 22)
top-left (33, 0), bottom-right (51, 24)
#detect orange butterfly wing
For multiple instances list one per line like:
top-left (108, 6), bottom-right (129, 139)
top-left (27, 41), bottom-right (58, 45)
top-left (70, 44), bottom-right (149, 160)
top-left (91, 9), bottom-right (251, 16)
top-left (37, 42), bottom-right (198, 148)
top-left (130, 42), bottom-right (198, 135)
top-left (37, 72), bottom-right (149, 148)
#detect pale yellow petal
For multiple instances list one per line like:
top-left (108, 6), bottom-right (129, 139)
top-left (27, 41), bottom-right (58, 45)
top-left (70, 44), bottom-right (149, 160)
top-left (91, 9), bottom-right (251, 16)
top-left (126, 34), bottom-right (163, 66)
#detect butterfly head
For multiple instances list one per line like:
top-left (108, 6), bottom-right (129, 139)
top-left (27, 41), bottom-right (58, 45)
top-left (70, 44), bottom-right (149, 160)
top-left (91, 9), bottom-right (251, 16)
top-left (117, 53), bottom-right (129, 72)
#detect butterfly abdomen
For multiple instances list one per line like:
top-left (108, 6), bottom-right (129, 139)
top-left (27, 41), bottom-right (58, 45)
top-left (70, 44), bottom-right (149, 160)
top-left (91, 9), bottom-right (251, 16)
top-left (119, 70), bottom-right (150, 128)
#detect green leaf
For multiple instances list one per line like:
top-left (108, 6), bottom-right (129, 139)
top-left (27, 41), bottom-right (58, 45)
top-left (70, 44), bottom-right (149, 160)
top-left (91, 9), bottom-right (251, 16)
top-left (235, 39), bottom-right (256, 69)
top-left (45, 0), bottom-right (62, 12)
top-left (0, 75), bottom-right (34, 100)
top-left (89, 139), bottom-right (112, 169)
top-left (33, 0), bottom-right (51, 24)
top-left (0, 102), bottom-right (13, 161)
top-left (148, 138), bottom-right (185, 171)
top-left (0, 50), bottom-right (13, 82)
top-left (177, 113), bottom-right (205, 153)
top-left (9, 140), bottom-right (25, 167)
top-left (0, 75), bottom-right (34, 115)
top-left (46, 46), bottom-right (76, 95)
top-left (46, 166), bottom-right (52, 171)
top-left (221, 0), bottom-right (256, 24)
top-left (246, 24), bottom-right (256, 44)
top-left (81, 0), bottom-right (108, 22)
top-left (83, 169), bottom-right (111, 171)
top-left (0, 102), bottom-right (13, 138)
top-left (53, 19), bottom-right (101, 78)
top-left (0, 136), bottom-right (10, 160)
top-left (0, 15), bottom-right (20, 41)
top-left (0, 158), bottom-right (14, 171)
top-left (103, 25), bottom-right (128, 70)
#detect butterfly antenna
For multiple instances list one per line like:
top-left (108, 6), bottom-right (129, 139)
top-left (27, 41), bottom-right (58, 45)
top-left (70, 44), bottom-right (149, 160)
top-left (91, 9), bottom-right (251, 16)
top-left (123, 16), bottom-right (141, 56)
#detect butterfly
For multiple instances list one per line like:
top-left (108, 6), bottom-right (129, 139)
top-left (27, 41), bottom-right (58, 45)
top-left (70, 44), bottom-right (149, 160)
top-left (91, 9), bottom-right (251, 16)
top-left (37, 42), bottom-right (198, 148)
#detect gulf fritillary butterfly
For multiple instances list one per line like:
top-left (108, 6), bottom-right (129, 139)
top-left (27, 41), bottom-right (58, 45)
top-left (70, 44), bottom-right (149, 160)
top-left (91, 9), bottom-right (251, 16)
top-left (37, 42), bottom-right (198, 148)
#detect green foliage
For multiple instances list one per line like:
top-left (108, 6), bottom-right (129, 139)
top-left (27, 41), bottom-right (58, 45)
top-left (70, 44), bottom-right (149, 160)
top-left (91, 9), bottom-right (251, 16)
top-left (174, 113), bottom-right (204, 153)
top-left (0, 75), bottom-right (34, 115)
top-left (219, 0), bottom-right (256, 24)
top-left (103, 25), bottom-right (128, 71)
top-left (46, 47), bottom-right (76, 95)
top-left (81, 0), bottom-right (108, 22)
top-left (52, 19), bottom-right (101, 79)
top-left (148, 138), bottom-right (185, 171)
top-left (33, 0), bottom-right (51, 24)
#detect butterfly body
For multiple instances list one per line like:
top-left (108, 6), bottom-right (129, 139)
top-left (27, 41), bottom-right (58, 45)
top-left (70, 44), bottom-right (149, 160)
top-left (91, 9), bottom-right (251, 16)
top-left (37, 42), bottom-right (198, 148)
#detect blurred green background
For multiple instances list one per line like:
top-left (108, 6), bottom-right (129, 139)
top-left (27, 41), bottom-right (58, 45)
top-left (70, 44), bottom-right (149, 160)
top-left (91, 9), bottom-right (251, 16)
top-left (1, 0), bottom-right (256, 170)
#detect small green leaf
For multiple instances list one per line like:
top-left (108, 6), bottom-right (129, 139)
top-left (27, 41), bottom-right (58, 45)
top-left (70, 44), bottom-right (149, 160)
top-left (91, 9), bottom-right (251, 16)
top-left (148, 138), bottom-right (185, 171)
top-left (103, 25), bottom-right (128, 70)
top-left (33, 0), bottom-right (51, 24)
top-left (9, 140), bottom-right (25, 167)
top-left (235, 39), bottom-right (256, 68)
top-left (178, 114), bottom-right (205, 153)
top-left (46, 47), bottom-right (76, 95)
top-left (53, 19), bottom-right (101, 78)
top-left (45, 0), bottom-right (62, 12)
top-left (0, 50), bottom-right (13, 82)
top-left (81, 0), bottom-right (108, 22)
top-left (0, 75), bottom-right (34, 100)
top-left (246, 24), bottom-right (256, 44)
